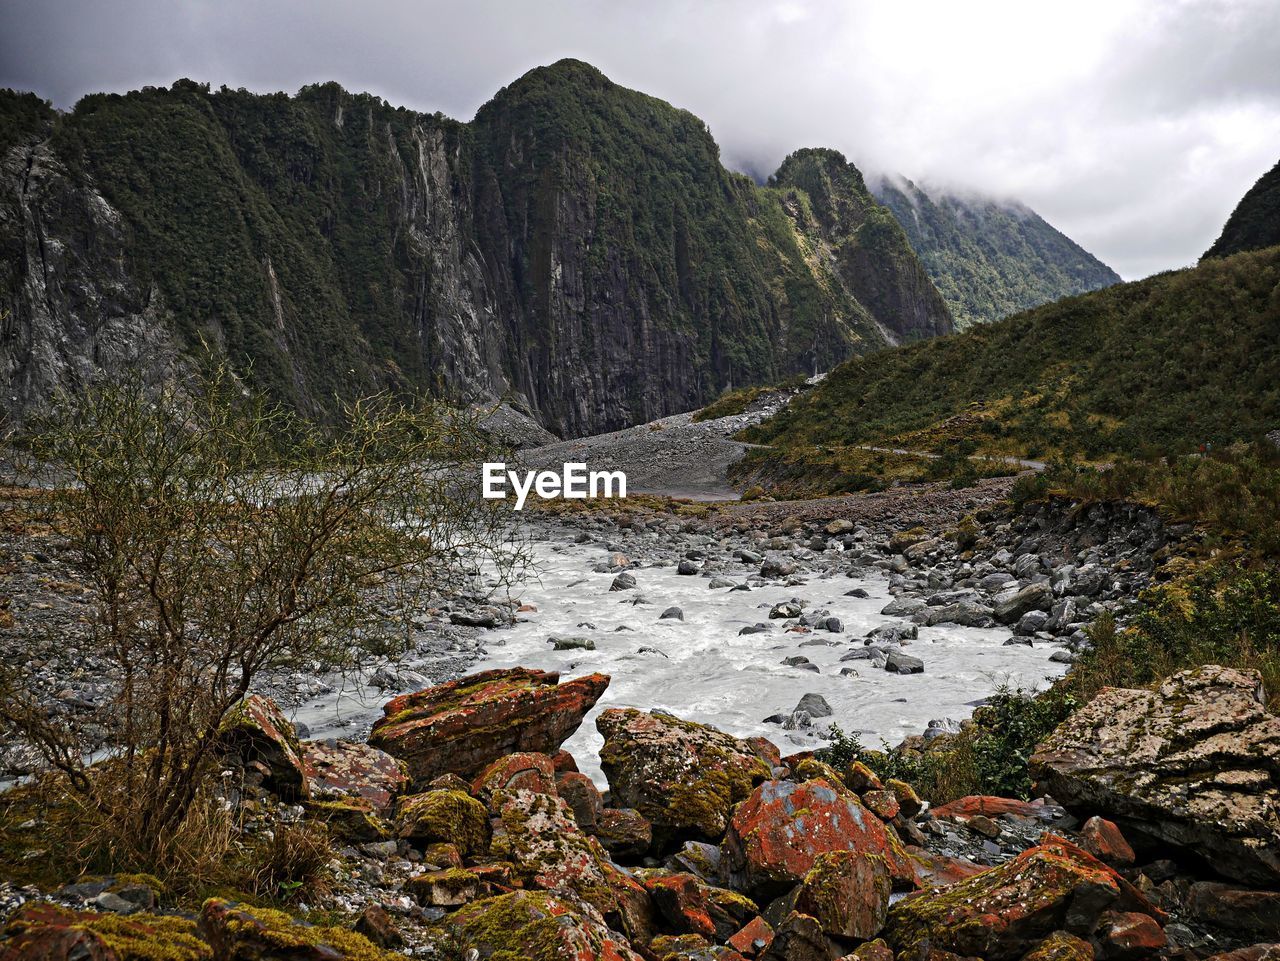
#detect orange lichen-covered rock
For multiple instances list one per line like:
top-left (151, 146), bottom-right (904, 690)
top-left (883, 839), bottom-right (1162, 961)
top-left (446, 890), bottom-right (646, 961)
top-left (903, 846), bottom-right (984, 890)
top-left (472, 752), bottom-right (558, 803)
top-left (0, 903), bottom-right (210, 961)
top-left (301, 739), bottom-right (406, 814)
top-left (1094, 911), bottom-right (1166, 961)
top-left (369, 668), bottom-right (608, 784)
top-left (727, 917), bottom-right (774, 959)
top-left (597, 709), bottom-right (770, 848)
top-left (638, 870), bottom-right (759, 942)
top-left (722, 779), bottom-right (911, 898)
top-left (928, 795), bottom-right (1044, 821)
top-left (1080, 816), bottom-right (1136, 869)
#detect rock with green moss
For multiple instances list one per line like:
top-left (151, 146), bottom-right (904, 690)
top-left (490, 788), bottom-right (617, 917)
top-left (793, 850), bottom-right (890, 940)
top-left (1021, 930), bottom-right (1097, 961)
top-left (883, 838), bottom-right (1162, 961)
top-left (471, 752), bottom-right (559, 805)
top-left (369, 668), bottom-right (609, 785)
top-left (596, 709), bottom-right (771, 849)
top-left (218, 694), bottom-right (308, 800)
top-left (0, 902), bottom-right (211, 960)
top-left (790, 759), bottom-right (855, 796)
top-left (303, 799), bottom-right (389, 843)
top-left (199, 898), bottom-right (398, 960)
top-left (446, 890), bottom-right (645, 961)
top-left (1030, 665), bottom-right (1280, 886)
top-left (395, 790), bottom-right (491, 859)
top-left (758, 911), bottom-right (841, 961)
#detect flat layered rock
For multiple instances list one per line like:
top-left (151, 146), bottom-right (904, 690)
top-left (1030, 665), bottom-right (1280, 885)
top-left (369, 667), bottom-right (608, 784)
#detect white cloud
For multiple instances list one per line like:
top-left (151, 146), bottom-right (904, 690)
top-left (2, 0), bottom-right (1277, 278)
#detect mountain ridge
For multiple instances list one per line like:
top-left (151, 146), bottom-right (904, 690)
top-left (870, 172), bottom-right (1121, 328)
top-left (0, 60), bottom-right (951, 435)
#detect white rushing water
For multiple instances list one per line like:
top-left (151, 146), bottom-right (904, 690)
top-left (291, 531), bottom-right (1069, 787)
top-left (476, 537), bottom-right (1068, 785)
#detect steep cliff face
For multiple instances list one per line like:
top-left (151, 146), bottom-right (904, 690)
top-left (0, 62), bottom-right (950, 435)
top-left (773, 150), bottom-right (953, 343)
top-left (871, 173), bottom-right (1120, 329)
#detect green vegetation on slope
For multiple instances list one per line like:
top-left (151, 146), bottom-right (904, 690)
top-left (873, 174), bottom-right (1121, 328)
top-left (1204, 157), bottom-right (1280, 259)
top-left (745, 245), bottom-right (1280, 462)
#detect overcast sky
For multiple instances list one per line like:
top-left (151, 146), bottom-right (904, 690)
top-left (3, 0), bottom-right (1277, 279)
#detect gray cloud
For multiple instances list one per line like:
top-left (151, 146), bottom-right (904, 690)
top-left (2, 0), bottom-right (1277, 279)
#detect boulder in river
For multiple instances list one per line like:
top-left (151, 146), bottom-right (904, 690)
top-left (369, 667), bottom-right (608, 784)
top-left (1030, 665), bottom-right (1280, 885)
top-left (596, 708), bottom-right (771, 848)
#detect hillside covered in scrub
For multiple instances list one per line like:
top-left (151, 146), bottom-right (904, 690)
top-left (745, 244), bottom-right (1280, 462)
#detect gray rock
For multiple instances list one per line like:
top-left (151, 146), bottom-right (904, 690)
top-left (993, 582), bottom-right (1054, 624)
top-left (739, 624), bottom-right (770, 635)
top-left (550, 635), bottom-right (596, 650)
top-left (884, 650), bottom-right (924, 674)
top-left (770, 601), bottom-right (803, 619)
top-left (794, 693), bottom-right (833, 718)
top-left (708, 577), bottom-right (736, 589)
top-left (865, 623), bottom-right (918, 645)
top-left (760, 556), bottom-right (798, 578)
top-left (1030, 666), bottom-right (1280, 885)
top-left (880, 597), bottom-right (926, 617)
top-left (610, 572), bottom-right (638, 592)
top-left (660, 606), bottom-right (684, 621)
top-left (677, 559), bottom-right (700, 575)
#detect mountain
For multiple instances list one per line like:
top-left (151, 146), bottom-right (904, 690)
top-left (1204, 157), bottom-right (1280, 259)
top-left (745, 244), bottom-right (1280, 462)
top-left (870, 174), bottom-right (1121, 329)
top-left (0, 61), bottom-right (951, 435)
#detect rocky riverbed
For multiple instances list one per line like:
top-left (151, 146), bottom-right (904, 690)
top-left (3, 481), bottom-right (1278, 961)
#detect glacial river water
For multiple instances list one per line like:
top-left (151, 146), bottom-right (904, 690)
top-left (294, 530), bottom-right (1069, 786)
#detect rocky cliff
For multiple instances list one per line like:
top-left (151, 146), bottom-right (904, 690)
top-left (0, 62), bottom-right (953, 435)
top-left (871, 173), bottom-right (1120, 329)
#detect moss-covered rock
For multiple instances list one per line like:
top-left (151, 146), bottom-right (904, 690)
top-left (793, 850), bottom-right (890, 940)
top-left (636, 869), bottom-right (758, 942)
top-left (0, 902), bottom-right (210, 961)
top-left (218, 694), bottom-right (308, 800)
top-left (883, 839), bottom-right (1161, 961)
top-left (394, 790), bottom-right (490, 859)
top-left (303, 799), bottom-right (389, 843)
top-left (596, 709), bottom-right (770, 849)
top-left (490, 789), bottom-right (616, 917)
top-left (446, 890), bottom-right (645, 961)
top-left (199, 898), bottom-right (398, 960)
